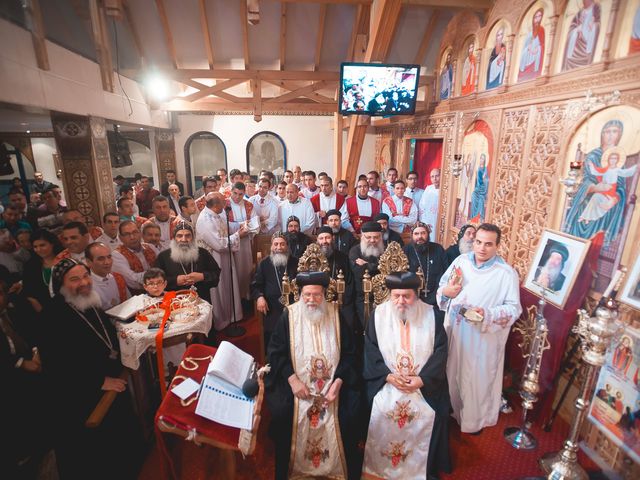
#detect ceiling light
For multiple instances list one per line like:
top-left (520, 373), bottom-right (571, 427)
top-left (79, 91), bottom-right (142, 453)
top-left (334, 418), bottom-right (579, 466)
top-left (26, 130), bottom-right (31, 133)
top-left (146, 74), bottom-right (170, 102)
top-left (139, 127), bottom-right (144, 130)
top-left (20, 122), bottom-right (28, 126)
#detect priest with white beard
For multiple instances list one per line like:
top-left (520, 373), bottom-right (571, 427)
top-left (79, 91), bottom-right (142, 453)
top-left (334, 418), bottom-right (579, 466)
top-left (195, 193), bottom-right (246, 331)
top-left (250, 232), bottom-right (298, 348)
top-left (437, 223), bottom-right (521, 434)
top-left (363, 272), bottom-right (451, 479)
top-left (41, 259), bottom-right (142, 479)
top-left (266, 271), bottom-right (361, 480)
top-left (445, 224), bottom-right (476, 266)
top-left (155, 222), bottom-right (220, 305)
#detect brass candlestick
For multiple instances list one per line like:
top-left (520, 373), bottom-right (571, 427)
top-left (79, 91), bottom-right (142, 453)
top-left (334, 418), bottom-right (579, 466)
top-left (539, 299), bottom-right (623, 479)
top-left (504, 297), bottom-right (550, 450)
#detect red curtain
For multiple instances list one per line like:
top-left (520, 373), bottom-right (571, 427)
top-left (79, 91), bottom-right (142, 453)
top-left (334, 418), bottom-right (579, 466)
top-left (413, 139), bottom-right (443, 189)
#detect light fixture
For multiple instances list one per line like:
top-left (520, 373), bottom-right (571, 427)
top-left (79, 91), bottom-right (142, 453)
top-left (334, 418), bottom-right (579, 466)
top-left (146, 73), bottom-right (170, 102)
top-left (139, 127), bottom-right (144, 131)
top-left (26, 130), bottom-right (31, 134)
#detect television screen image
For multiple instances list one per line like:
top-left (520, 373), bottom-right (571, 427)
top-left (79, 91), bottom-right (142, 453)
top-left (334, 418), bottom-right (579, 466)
top-left (339, 63), bottom-right (420, 116)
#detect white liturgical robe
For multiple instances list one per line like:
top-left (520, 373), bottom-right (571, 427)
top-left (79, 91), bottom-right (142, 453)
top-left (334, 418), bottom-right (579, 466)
top-left (91, 271), bottom-right (129, 310)
top-left (195, 208), bottom-right (243, 330)
top-left (228, 199), bottom-right (257, 300)
top-left (94, 232), bottom-right (121, 250)
top-left (419, 185), bottom-right (440, 242)
top-left (381, 196), bottom-right (418, 234)
top-left (111, 246), bottom-right (153, 291)
top-left (437, 252), bottom-right (521, 432)
top-left (249, 194), bottom-right (279, 234)
top-left (278, 198), bottom-right (317, 234)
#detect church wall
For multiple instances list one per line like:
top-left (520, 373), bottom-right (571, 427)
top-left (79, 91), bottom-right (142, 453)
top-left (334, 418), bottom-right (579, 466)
top-left (0, 18), bottom-right (170, 130)
top-left (375, 0), bottom-right (640, 474)
top-left (31, 137), bottom-right (63, 196)
top-left (173, 113), bottom-right (375, 183)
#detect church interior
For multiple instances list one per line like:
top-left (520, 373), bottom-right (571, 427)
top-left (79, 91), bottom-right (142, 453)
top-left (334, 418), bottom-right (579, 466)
top-left (1, 0), bottom-right (639, 479)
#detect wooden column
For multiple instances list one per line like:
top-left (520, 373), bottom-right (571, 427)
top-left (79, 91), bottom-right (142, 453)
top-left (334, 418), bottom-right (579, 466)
top-left (499, 33), bottom-right (516, 93)
top-left (472, 47), bottom-right (482, 94)
top-left (155, 130), bottom-right (177, 192)
top-left (537, 14), bottom-right (559, 85)
top-left (601, 0), bottom-right (621, 67)
top-left (333, 113), bottom-right (343, 184)
top-left (51, 113), bottom-right (115, 226)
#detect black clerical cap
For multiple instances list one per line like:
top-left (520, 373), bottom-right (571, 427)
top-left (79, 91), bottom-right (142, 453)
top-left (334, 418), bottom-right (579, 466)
top-left (317, 226), bottom-right (333, 236)
top-left (174, 221), bottom-right (193, 235)
top-left (374, 213), bottom-right (389, 222)
top-left (548, 243), bottom-right (569, 263)
top-left (286, 215), bottom-right (300, 226)
top-left (385, 271), bottom-right (421, 290)
top-left (52, 258), bottom-right (88, 295)
top-left (361, 221), bottom-right (383, 233)
top-left (326, 209), bottom-right (341, 219)
top-left (457, 224), bottom-right (475, 241)
top-left (272, 230), bottom-right (286, 241)
top-left (296, 271), bottom-right (330, 288)
top-left (411, 221), bottom-right (429, 233)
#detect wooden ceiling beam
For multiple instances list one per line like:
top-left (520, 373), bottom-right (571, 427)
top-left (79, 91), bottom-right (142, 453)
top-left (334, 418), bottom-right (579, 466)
top-left (159, 69), bottom-right (339, 81)
top-left (198, 0), bottom-right (215, 69)
top-left (261, 79), bottom-right (337, 104)
top-left (89, 0), bottom-right (114, 92)
top-left (314, 4), bottom-right (328, 71)
top-left (344, 0), bottom-right (403, 188)
top-left (154, 0), bottom-right (178, 69)
top-left (414, 10), bottom-right (439, 64)
top-left (161, 100), bottom-right (337, 114)
top-left (241, 0), bottom-right (250, 69)
top-left (179, 78), bottom-right (247, 103)
top-left (266, 81), bottom-right (327, 103)
top-left (279, 3), bottom-right (287, 70)
top-left (123, 2), bottom-right (145, 66)
top-left (24, 0), bottom-right (49, 70)
top-left (252, 77), bottom-right (262, 121)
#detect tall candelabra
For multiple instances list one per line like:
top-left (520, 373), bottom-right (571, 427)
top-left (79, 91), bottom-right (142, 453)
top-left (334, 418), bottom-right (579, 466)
top-left (504, 297), bottom-right (550, 450)
top-left (539, 298), bottom-right (623, 479)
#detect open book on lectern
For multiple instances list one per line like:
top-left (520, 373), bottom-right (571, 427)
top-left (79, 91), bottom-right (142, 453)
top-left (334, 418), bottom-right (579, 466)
top-left (195, 341), bottom-right (256, 429)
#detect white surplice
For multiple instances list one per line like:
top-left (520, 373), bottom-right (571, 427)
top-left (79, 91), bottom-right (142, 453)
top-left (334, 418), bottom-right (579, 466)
top-left (363, 300), bottom-right (436, 480)
top-left (287, 301), bottom-right (347, 479)
top-left (228, 199), bottom-right (257, 300)
top-left (437, 252), bottom-right (521, 432)
top-left (418, 185), bottom-right (440, 242)
top-left (249, 194), bottom-right (279, 234)
top-left (195, 208), bottom-right (243, 330)
top-left (278, 198), bottom-right (317, 234)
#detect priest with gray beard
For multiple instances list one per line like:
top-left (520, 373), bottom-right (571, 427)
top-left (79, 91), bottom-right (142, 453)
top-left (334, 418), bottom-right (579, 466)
top-left (349, 221), bottom-right (385, 331)
top-left (250, 232), bottom-right (298, 348)
top-left (445, 223), bottom-right (476, 266)
top-left (154, 222), bottom-right (220, 305)
top-left (40, 258), bottom-right (143, 479)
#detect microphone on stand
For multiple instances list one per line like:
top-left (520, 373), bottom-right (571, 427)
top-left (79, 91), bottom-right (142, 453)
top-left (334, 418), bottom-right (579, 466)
top-left (223, 204), bottom-right (246, 337)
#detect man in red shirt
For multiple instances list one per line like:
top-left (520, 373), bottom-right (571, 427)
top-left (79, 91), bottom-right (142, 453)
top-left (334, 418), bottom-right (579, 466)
top-left (135, 176), bottom-right (160, 217)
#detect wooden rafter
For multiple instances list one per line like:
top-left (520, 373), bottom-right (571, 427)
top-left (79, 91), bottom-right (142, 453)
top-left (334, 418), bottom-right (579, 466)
top-left (159, 69), bottom-right (338, 81)
top-left (314, 4), bottom-right (328, 71)
top-left (24, 0), bottom-right (49, 70)
top-left (241, 0), bottom-right (250, 69)
top-left (280, 3), bottom-right (287, 70)
top-left (89, 0), bottom-right (114, 92)
top-left (161, 100), bottom-right (336, 114)
top-left (154, 0), bottom-right (178, 69)
top-left (261, 79), bottom-right (337, 104)
top-left (266, 81), bottom-right (327, 103)
top-left (252, 77), bottom-right (262, 121)
top-left (123, 2), bottom-right (145, 66)
top-left (179, 78), bottom-right (247, 103)
top-left (413, 10), bottom-right (440, 64)
top-left (198, 0), bottom-right (214, 69)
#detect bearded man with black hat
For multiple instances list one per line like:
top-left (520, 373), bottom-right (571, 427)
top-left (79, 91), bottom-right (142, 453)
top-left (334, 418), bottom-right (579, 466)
top-left (283, 215), bottom-right (312, 260)
top-left (363, 271), bottom-right (451, 479)
top-left (533, 242), bottom-right (569, 292)
top-left (326, 208), bottom-right (356, 256)
top-left (404, 222), bottom-right (448, 308)
top-left (40, 258), bottom-right (142, 479)
top-left (349, 221), bottom-right (385, 329)
top-left (375, 212), bottom-right (404, 247)
top-left (445, 224), bottom-right (476, 266)
top-left (266, 271), bottom-right (361, 480)
top-left (251, 231), bottom-right (298, 348)
top-left (155, 221), bottom-right (220, 305)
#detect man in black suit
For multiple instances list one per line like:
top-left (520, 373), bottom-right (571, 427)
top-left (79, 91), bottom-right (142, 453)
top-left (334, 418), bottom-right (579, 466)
top-left (251, 232), bottom-right (298, 348)
top-left (160, 169), bottom-right (185, 197)
top-left (375, 213), bottom-right (404, 247)
top-left (326, 209), bottom-right (356, 256)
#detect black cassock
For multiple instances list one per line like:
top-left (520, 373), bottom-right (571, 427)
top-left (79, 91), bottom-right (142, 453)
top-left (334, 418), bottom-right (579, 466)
top-left (155, 247), bottom-right (220, 304)
top-left (363, 308), bottom-right (452, 478)
top-left (265, 308), bottom-right (362, 480)
top-left (445, 243), bottom-right (462, 267)
top-left (284, 232), bottom-right (312, 260)
top-left (348, 244), bottom-right (380, 330)
top-left (333, 228), bottom-right (356, 256)
top-left (384, 229), bottom-right (405, 247)
top-left (250, 255), bottom-right (298, 340)
top-left (404, 242), bottom-right (448, 308)
top-left (41, 297), bottom-right (143, 479)
top-left (326, 250), bottom-right (357, 331)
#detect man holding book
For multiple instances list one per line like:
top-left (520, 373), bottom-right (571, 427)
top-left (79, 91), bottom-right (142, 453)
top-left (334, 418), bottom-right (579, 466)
top-left (266, 271), bottom-right (361, 480)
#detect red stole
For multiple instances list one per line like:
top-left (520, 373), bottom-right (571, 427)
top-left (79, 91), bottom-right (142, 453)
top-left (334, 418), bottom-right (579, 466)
top-left (134, 216), bottom-right (148, 228)
top-left (53, 249), bottom-right (71, 264)
top-left (225, 199), bottom-right (253, 222)
top-left (310, 194), bottom-right (346, 224)
top-left (195, 195), bottom-right (207, 211)
top-left (346, 196), bottom-right (380, 233)
top-left (112, 272), bottom-right (128, 302)
top-left (90, 226), bottom-right (102, 240)
top-left (383, 196), bottom-right (413, 217)
top-left (115, 244), bottom-right (157, 272)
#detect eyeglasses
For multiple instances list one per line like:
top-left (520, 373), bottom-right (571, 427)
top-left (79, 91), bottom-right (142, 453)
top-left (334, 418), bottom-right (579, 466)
top-left (145, 280), bottom-right (166, 287)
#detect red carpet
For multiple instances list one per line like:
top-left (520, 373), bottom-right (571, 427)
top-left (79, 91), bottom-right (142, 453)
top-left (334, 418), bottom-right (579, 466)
top-left (139, 316), bottom-right (600, 479)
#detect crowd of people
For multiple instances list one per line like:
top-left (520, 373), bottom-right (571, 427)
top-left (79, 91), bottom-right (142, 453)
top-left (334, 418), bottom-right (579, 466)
top-left (1, 164), bottom-right (522, 479)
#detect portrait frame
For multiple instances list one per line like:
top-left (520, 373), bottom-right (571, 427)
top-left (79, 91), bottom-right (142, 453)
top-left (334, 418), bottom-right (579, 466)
top-left (619, 255), bottom-right (640, 310)
top-left (523, 229), bottom-right (591, 308)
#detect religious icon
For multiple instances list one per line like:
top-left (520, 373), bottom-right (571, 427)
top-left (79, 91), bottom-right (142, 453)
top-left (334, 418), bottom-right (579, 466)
top-left (395, 352), bottom-right (418, 376)
top-left (486, 27), bottom-right (506, 90)
top-left (308, 355), bottom-right (332, 392)
top-left (630, 5), bottom-right (640, 54)
top-left (518, 7), bottom-right (546, 82)
top-left (533, 240), bottom-right (570, 293)
top-left (460, 41), bottom-right (477, 95)
top-left (612, 335), bottom-right (634, 377)
top-left (385, 400), bottom-right (418, 429)
top-left (381, 440), bottom-right (411, 468)
top-left (620, 255), bottom-right (640, 310)
top-left (306, 396), bottom-right (327, 429)
top-left (304, 437), bottom-right (330, 469)
top-left (439, 51), bottom-right (453, 100)
top-left (562, 0), bottom-right (602, 71)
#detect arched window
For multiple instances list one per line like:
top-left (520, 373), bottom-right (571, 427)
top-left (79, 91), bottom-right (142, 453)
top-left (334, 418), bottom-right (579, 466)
top-left (184, 131), bottom-right (227, 195)
top-left (246, 131), bottom-right (286, 180)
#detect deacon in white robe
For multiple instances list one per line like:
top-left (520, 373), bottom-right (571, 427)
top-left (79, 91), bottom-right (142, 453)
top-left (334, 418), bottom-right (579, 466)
top-left (437, 224), bottom-right (521, 433)
top-left (250, 179), bottom-right (280, 234)
top-left (418, 169), bottom-right (441, 242)
top-left (111, 222), bottom-right (157, 293)
top-left (227, 184), bottom-right (258, 300)
top-left (381, 182), bottom-right (417, 234)
top-left (195, 193), bottom-right (244, 331)
top-left (278, 184), bottom-right (317, 235)
top-left (363, 272), bottom-right (450, 479)
top-left (85, 242), bottom-right (130, 311)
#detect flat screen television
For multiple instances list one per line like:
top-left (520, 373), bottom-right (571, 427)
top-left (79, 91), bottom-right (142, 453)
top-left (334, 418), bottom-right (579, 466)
top-left (339, 62), bottom-right (420, 116)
